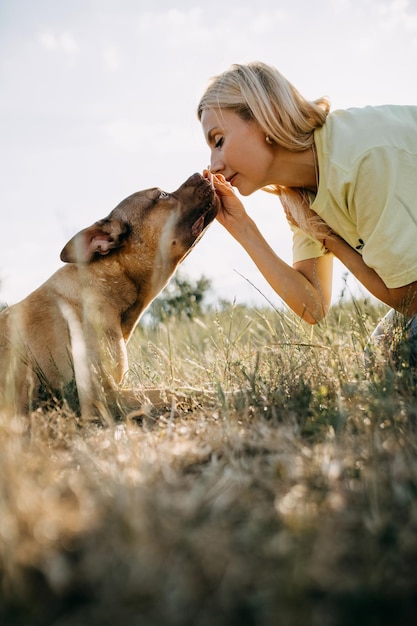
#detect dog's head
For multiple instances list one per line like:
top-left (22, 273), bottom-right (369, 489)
top-left (61, 173), bottom-right (218, 263)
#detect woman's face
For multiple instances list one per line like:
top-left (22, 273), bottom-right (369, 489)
top-left (200, 107), bottom-right (275, 196)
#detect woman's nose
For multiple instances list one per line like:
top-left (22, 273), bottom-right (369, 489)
top-left (209, 152), bottom-right (224, 174)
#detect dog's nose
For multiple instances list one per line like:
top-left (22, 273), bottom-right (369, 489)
top-left (176, 172), bottom-right (210, 196)
top-left (188, 172), bottom-right (203, 184)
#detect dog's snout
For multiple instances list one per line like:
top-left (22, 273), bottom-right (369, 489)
top-left (177, 172), bottom-right (213, 195)
top-left (190, 172), bottom-right (203, 182)
top-left (186, 172), bottom-right (204, 186)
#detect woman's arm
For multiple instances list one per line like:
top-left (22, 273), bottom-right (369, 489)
top-left (324, 234), bottom-right (417, 315)
top-left (210, 174), bottom-right (333, 324)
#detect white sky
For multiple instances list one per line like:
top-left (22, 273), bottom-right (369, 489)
top-left (1, 0), bottom-right (417, 309)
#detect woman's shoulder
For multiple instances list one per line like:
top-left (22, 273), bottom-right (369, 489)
top-left (317, 104), bottom-right (417, 165)
top-left (328, 104), bottom-right (417, 127)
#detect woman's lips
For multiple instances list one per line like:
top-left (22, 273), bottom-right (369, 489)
top-left (227, 173), bottom-right (237, 185)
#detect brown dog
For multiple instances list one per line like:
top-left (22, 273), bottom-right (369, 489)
top-left (0, 173), bottom-right (218, 418)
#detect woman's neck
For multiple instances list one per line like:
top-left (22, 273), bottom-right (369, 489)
top-left (271, 144), bottom-right (318, 192)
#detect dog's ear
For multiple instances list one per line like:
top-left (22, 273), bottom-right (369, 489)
top-left (60, 218), bottom-right (130, 263)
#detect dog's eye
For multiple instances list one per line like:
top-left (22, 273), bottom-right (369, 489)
top-left (159, 191), bottom-right (169, 199)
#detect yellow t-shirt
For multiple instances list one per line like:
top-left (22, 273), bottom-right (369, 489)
top-left (292, 105), bottom-right (417, 288)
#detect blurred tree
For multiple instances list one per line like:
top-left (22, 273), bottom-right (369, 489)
top-left (144, 273), bottom-right (212, 325)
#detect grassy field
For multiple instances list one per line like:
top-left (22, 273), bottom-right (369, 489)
top-left (1, 298), bottom-right (417, 625)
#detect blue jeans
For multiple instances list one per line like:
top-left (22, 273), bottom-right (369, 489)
top-left (366, 308), bottom-right (417, 370)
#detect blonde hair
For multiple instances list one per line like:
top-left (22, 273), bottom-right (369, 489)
top-left (197, 61), bottom-right (331, 240)
top-left (197, 61), bottom-right (329, 151)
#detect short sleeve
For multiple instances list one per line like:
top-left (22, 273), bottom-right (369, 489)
top-left (290, 222), bottom-right (324, 263)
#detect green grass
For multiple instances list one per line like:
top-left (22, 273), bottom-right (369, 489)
top-left (1, 298), bottom-right (417, 625)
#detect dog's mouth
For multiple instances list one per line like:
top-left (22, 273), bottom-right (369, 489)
top-left (191, 203), bottom-right (217, 238)
top-left (171, 173), bottom-right (219, 258)
top-left (186, 176), bottom-right (219, 241)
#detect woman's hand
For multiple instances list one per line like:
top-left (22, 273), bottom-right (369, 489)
top-left (203, 170), bottom-right (249, 235)
top-left (202, 171), bottom-right (332, 323)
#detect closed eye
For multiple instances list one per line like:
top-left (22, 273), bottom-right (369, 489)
top-left (214, 137), bottom-right (223, 149)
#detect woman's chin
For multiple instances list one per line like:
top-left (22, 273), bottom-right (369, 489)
top-left (235, 183), bottom-right (254, 197)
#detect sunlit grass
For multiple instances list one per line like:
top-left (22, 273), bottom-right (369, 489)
top-left (1, 298), bottom-right (417, 625)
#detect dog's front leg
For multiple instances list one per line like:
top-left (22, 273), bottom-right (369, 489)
top-left (61, 302), bottom-right (130, 419)
top-left (85, 324), bottom-right (145, 419)
top-left (89, 333), bottom-right (183, 419)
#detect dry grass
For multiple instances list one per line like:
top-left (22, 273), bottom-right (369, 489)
top-left (1, 300), bottom-right (417, 625)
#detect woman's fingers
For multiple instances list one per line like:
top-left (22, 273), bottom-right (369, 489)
top-left (201, 170), bottom-right (245, 230)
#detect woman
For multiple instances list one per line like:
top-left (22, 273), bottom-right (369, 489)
top-left (197, 61), bottom-right (417, 365)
